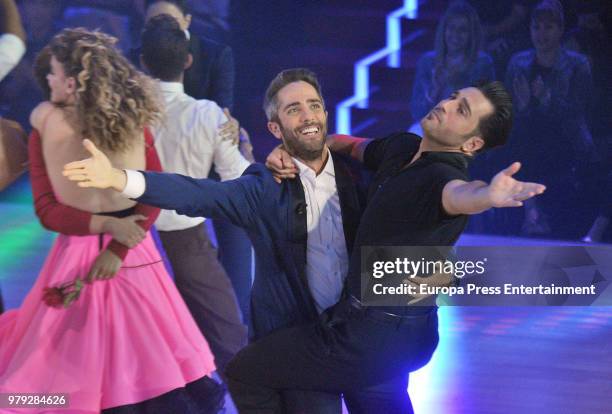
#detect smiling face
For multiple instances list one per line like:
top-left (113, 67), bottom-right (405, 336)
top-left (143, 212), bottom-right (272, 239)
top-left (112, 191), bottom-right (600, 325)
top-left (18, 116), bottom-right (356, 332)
top-left (47, 55), bottom-right (75, 105)
top-left (421, 87), bottom-right (493, 151)
top-left (267, 81), bottom-right (328, 161)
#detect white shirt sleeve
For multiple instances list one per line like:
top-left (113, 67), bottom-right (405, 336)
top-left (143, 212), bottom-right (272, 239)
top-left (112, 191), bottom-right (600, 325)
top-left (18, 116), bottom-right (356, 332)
top-left (0, 34), bottom-right (26, 82)
top-left (207, 104), bottom-right (250, 181)
top-left (121, 169), bottom-right (146, 199)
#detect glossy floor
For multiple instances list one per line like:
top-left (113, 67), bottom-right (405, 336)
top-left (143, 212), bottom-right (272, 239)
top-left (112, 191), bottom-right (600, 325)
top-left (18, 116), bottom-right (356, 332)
top-left (1, 179), bottom-right (610, 413)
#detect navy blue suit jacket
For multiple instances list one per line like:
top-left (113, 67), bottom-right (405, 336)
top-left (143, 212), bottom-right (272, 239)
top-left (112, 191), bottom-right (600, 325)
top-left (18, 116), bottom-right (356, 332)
top-left (185, 34), bottom-right (235, 110)
top-left (137, 155), bottom-right (363, 340)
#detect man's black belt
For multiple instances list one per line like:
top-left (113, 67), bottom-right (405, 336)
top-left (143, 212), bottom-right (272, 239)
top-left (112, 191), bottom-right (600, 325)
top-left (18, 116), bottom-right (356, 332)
top-left (348, 296), bottom-right (434, 326)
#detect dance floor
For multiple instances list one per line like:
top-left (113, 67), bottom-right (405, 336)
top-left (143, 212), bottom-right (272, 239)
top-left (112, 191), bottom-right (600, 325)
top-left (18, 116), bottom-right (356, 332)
top-left (1, 177), bottom-right (611, 413)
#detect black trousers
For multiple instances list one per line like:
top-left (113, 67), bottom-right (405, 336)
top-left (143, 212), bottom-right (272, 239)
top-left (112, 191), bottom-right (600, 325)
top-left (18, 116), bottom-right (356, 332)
top-left (225, 299), bottom-right (439, 414)
top-left (102, 376), bottom-right (224, 414)
top-left (158, 223), bottom-right (248, 375)
top-left (161, 224), bottom-right (341, 413)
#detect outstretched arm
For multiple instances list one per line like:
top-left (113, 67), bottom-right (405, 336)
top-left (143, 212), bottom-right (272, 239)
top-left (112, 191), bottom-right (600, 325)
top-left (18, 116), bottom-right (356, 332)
top-left (442, 162), bottom-right (546, 216)
top-left (326, 134), bottom-right (371, 163)
top-left (63, 139), bottom-right (263, 228)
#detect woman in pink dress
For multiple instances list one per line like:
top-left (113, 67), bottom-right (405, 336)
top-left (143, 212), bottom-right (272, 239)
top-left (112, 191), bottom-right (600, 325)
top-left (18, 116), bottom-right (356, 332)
top-left (0, 28), bottom-right (222, 413)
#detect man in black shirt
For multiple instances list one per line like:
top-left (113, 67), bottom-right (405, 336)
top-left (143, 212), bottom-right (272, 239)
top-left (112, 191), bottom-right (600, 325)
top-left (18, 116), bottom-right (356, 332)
top-left (63, 79), bottom-right (545, 412)
top-left (221, 82), bottom-right (545, 413)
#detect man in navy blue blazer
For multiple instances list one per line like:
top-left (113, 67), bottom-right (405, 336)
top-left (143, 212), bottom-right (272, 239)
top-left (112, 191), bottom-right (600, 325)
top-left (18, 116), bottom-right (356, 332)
top-left (106, 68), bottom-right (361, 340)
top-left (65, 79), bottom-right (547, 413)
top-left (64, 68), bottom-right (361, 413)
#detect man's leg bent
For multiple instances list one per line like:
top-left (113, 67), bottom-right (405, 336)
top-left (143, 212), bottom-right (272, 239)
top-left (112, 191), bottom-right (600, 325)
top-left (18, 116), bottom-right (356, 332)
top-left (225, 302), bottom-right (437, 413)
top-left (282, 390), bottom-right (342, 414)
top-left (343, 374), bottom-right (413, 414)
top-left (225, 320), bottom-right (350, 413)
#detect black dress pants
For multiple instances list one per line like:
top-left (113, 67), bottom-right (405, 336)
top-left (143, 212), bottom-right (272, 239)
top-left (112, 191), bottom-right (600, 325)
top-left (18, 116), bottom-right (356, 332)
top-left (225, 299), bottom-right (439, 414)
top-left (161, 224), bottom-right (341, 413)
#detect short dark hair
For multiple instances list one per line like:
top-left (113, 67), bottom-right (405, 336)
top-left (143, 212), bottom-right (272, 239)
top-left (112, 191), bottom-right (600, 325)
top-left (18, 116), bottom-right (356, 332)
top-left (141, 14), bottom-right (189, 81)
top-left (475, 81), bottom-right (513, 150)
top-left (531, 0), bottom-right (564, 28)
top-left (145, 0), bottom-right (188, 15)
top-left (263, 68), bottom-right (325, 121)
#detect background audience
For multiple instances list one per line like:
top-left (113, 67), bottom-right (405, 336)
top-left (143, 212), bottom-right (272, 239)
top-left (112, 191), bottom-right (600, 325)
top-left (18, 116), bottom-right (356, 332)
top-left (505, 0), bottom-right (595, 238)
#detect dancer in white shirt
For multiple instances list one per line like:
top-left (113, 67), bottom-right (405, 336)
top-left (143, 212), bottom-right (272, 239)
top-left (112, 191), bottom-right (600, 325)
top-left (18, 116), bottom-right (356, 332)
top-left (140, 15), bottom-right (250, 375)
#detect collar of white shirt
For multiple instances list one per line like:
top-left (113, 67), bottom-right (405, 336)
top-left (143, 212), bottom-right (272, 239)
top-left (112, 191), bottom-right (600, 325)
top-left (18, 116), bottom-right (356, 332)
top-left (292, 148), bottom-right (335, 181)
top-left (158, 81), bottom-right (185, 95)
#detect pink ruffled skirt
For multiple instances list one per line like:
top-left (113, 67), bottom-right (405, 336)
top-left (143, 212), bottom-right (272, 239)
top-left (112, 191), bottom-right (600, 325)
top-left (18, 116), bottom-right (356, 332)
top-left (0, 233), bottom-right (216, 413)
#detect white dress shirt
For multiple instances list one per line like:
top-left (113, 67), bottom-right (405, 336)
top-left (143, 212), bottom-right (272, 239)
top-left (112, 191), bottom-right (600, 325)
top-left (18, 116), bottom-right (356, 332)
top-left (122, 149), bottom-right (348, 313)
top-left (293, 151), bottom-right (349, 313)
top-left (0, 34), bottom-right (25, 82)
top-left (152, 81), bottom-right (250, 231)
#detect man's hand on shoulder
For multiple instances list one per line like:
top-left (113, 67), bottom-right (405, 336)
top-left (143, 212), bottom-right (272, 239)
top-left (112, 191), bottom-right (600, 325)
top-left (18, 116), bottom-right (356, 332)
top-left (238, 127), bottom-right (255, 163)
top-left (219, 107), bottom-right (240, 145)
top-left (265, 145), bottom-right (297, 183)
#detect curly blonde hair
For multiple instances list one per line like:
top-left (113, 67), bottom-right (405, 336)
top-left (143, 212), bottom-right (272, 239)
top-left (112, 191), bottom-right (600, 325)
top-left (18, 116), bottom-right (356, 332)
top-left (35, 28), bottom-right (161, 153)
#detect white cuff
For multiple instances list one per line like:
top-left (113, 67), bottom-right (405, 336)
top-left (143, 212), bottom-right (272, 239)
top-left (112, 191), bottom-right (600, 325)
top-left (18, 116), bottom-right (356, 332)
top-left (121, 169), bottom-right (146, 199)
top-left (0, 34), bottom-right (26, 82)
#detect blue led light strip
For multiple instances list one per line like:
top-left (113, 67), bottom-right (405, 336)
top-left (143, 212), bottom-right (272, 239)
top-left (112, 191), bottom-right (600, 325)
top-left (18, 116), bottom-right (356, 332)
top-left (335, 0), bottom-right (418, 134)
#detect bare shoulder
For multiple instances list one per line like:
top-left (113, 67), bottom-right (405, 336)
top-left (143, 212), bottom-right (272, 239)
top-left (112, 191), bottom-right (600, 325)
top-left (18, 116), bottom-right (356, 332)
top-left (31, 102), bottom-right (74, 142)
top-left (29, 101), bottom-right (55, 131)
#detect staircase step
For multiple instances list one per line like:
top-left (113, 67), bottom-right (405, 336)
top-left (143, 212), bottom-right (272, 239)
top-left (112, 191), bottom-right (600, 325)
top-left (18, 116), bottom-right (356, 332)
top-left (349, 107), bottom-right (412, 137)
top-left (234, 0), bottom-right (450, 141)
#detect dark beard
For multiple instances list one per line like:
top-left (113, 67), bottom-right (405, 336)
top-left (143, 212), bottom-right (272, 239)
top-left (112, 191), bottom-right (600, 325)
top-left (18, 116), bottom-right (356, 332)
top-left (281, 124), bottom-right (326, 162)
top-left (284, 140), bottom-right (324, 161)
